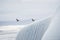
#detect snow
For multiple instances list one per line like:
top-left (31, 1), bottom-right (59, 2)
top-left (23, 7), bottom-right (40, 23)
top-left (0, 14), bottom-right (60, 40)
top-left (16, 13), bottom-right (60, 40)
top-left (0, 25), bottom-right (25, 31)
top-left (41, 13), bottom-right (60, 40)
top-left (16, 17), bottom-right (51, 40)
top-left (0, 25), bottom-right (25, 40)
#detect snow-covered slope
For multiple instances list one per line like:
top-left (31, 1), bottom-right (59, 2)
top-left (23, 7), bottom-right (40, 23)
top-left (16, 17), bottom-right (51, 40)
top-left (41, 14), bottom-right (60, 40)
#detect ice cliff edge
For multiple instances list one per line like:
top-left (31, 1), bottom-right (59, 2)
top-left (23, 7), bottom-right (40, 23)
top-left (16, 17), bottom-right (51, 40)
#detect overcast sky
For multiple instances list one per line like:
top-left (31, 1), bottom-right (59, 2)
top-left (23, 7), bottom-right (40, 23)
top-left (0, 0), bottom-right (59, 21)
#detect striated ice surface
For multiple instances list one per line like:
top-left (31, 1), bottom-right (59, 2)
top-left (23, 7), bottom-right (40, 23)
top-left (16, 13), bottom-right (60, 40)
top-left (16, 17), bottom-right (51, 40)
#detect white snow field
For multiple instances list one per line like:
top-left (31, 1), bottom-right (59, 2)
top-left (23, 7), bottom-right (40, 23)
top-left (41, 12), bottom-right (60, 40)
top-left (0, 25), bottom-right (25, 40)
top-left (16, 17), bottom-right (52, 40)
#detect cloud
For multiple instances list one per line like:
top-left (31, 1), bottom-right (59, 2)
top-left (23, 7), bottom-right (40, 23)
top-left (0, 0), bottom-right (59, 21)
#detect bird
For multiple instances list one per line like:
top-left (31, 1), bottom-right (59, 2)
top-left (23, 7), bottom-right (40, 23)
top-left (16, 19), bottom-right (19, 22)
top-left (32, 18), bottom-right (35, 21)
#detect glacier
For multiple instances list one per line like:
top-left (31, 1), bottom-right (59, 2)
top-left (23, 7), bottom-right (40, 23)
top-left (16, 0), bottom-right (60, 40)
top-left (16, 13), bottom-right (60, 40)
top-left (16, 17), bottom-right (52, 40)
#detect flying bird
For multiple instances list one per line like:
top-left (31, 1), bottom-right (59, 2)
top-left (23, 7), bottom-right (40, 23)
top-left (16, 19), bottom-right (19, 22)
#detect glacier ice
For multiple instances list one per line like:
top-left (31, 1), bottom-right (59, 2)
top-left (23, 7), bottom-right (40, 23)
top-left (16, 11), bottom-right (60, 40)
top-left (16, 17), bottom-right (51, 40)
top-left (16, 13), bottom-right (60, 40)
top-left (41, 14), bottom-right (60, 40)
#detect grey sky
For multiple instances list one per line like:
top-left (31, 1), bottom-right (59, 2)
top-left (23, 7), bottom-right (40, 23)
top-left (0, 0), bottom-right (59, 21)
